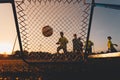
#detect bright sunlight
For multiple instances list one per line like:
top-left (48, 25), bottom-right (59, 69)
top-left (0, 43), bottom-right (13, 54)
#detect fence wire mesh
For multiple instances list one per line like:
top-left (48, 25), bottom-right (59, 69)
top-left (15, 0), bottom-right (91, 61)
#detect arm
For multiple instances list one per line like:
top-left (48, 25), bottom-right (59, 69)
top-left (65, 38), bottom-right (68, 44)
top-left (56, 38), bottom-right (60, 44)
top-left (113, 44), bottom-right (118, 47)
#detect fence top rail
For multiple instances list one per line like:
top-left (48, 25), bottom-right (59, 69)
top-left (0, 0), bottom-right (12, 3)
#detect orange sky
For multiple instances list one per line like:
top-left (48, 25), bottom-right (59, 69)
top-left (0, 3), bottom-right (19, 54)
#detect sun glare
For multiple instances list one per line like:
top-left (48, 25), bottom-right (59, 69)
top-left (0, 43), bottom-right (13, 55)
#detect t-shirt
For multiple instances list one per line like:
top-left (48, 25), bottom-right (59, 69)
top-left (58, 37), bottom-right (68, 48)
top-left (107, 40), bottom-right (113, 49)
top-left (84, 40), bottom-right (94, 49)
top-left (72, 38), bottom-right (83, 49)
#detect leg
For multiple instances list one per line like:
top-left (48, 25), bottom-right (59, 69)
top-left (111, 47), bottom-right (117, 52)
top-left (57, 46), bottom-right (62, 53)
top-left (63, 47), bottom-right (67, 54)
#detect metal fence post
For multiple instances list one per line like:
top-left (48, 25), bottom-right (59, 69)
top-left (11, 0), bottom-right (28, 63)
top-left (84, 0), bottom-right (95, 61)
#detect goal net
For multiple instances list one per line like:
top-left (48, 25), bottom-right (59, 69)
top-left (15, 0), bottom-right (91, 61)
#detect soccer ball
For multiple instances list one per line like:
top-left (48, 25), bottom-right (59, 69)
top-left (42, 25), bottom-right (53, 37)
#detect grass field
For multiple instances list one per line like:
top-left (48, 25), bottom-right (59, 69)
top-left (0, 60), bottom-right (43, 80)
top-left (0, 57), bottom-right (120, 80)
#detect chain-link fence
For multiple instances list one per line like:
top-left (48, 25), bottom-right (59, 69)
top-left (15, 0), bottom-right (91, 61)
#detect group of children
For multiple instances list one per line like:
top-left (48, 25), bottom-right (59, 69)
top-left (56, 32), bottom-right (118, 55)
top-left (56, 32), bottom-right (94, 55)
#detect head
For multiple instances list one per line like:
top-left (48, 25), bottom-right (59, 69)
top-left (107, 36), bottom-right (112, 40)
top-left (60, 32), bottom-right (64, 37)
top-left (73, 34), bottom-right (77, 38)
top-left (78, 37), bottom-right (81, 40)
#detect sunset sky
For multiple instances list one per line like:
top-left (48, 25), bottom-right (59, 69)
top-left (0, 0), bottom-right (120, 54)
top-left (90, 0), bottom-right (120, 52)
top-left (0, 3), bottom-right (17, 54)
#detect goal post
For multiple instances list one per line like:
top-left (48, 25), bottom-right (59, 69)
top-left (14, 0), bottom-right (92, 62)
top-left (0, 0), bottom-right (10, 3)
top-left (0, 0), bottom-right (93, 63)
top-left (0, 0), bottom-right (119, 63)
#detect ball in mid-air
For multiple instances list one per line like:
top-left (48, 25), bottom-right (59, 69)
top-left (42, 25), bottom-right (53, 37)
